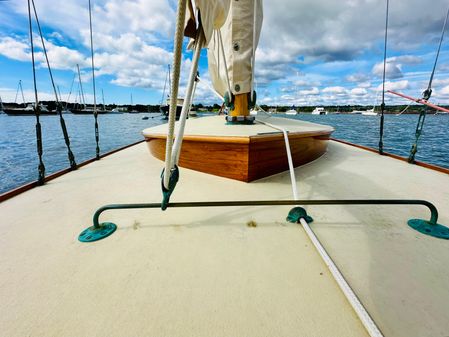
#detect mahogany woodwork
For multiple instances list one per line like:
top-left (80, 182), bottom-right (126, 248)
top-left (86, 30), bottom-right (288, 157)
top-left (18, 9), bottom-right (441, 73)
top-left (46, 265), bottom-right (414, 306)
top-left (145, 132), bottom-right (332, 182)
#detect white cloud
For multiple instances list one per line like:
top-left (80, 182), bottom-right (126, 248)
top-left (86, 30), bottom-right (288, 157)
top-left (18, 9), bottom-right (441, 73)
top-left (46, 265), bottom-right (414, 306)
top-left (300, 87), bottom-right (319, 95)
top-left (351, 88), bottom-right (368, 96)
top-left (436, 85), bottom-right (449, 96)
top-left (377, 80), bottom-right (410, 91)
top-left (0, 36), bottom-right (30, 61)
top-left (322, 86), bottom-right (346, 95)
top-left (372, 61), bottom-right (403, 79)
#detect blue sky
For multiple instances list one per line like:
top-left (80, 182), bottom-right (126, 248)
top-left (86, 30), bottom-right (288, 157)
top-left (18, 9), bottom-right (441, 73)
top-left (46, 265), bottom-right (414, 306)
top-left (1, 0), bottom-right (449, 106)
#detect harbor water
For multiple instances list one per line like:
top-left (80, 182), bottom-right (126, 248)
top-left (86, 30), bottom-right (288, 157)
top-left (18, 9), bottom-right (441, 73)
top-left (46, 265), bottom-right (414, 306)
top-left (0, 112), bottom-right (448, 194)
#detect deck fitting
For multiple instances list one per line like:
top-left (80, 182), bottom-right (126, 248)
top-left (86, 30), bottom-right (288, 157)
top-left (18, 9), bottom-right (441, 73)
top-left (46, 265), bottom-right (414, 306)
top-left (78, 222), bottom-right (117, 242)
top-left (408, 219), bottom-right (449, 240)
top-left (286, 207), bottom-right (314, 224)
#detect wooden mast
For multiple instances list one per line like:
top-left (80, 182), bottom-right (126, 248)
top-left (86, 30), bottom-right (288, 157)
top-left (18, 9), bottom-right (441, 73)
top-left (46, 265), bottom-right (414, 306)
top-left (230, 94), bottom-right (249, 117)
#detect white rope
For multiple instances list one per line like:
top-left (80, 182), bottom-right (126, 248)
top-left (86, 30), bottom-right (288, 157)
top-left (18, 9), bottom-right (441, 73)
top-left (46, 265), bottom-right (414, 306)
top-left (163, 0), bottom-right (187, 189)
top-left (396, 103), bottom-right (412, 116)
top-left (171, 31), bottom-right (204, 166)
top-left (299, 218), bottom-right (384, 337)
top-left (256, 96), bottom-right (383, 337)
top-left (218, 30), bottom-right (232, 96)
top-left (187, 76), bottom-right (198, 114)
top-left (250, 0), bottom-right (257, 102)
top-left (256, 117), bottom-right (299, 200)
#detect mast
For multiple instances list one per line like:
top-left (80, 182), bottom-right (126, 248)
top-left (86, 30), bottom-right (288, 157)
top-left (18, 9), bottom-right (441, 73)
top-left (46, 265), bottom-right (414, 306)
top-left (77, 64), bottom-right (86, 107)
top-left (0, 94), bottom-right (3, 111)
top-left (57, 85), bottom-right (62, 103)
top-left (101, 89), bottom-right (105, 111)
top-left (160, 64), bottom-right (169, 106)
top-left (14, 80), bottom-right (25, 105)
top-left (65, 73), bottom-right (76, 110)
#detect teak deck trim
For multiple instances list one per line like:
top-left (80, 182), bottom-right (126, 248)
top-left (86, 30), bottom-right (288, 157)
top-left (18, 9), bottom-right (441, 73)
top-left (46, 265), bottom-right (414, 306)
top-left (144, 131), bottom-right (332, 182)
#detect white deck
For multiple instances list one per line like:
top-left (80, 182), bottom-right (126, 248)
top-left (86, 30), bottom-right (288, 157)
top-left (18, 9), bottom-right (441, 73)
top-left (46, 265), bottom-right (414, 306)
top-left (1, 135), bottom-right (449, 337)
top-left (142, 115), bottom-right (334, 138)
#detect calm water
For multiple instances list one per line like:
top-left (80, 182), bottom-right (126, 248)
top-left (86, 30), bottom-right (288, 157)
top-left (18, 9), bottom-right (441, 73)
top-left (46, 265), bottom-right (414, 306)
top-left (0, 112), bottom-right (448, 194)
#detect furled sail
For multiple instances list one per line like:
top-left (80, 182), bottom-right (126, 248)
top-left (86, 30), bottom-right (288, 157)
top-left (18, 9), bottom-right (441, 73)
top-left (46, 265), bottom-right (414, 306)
top-left (185, 0), bottom-right (263, 98)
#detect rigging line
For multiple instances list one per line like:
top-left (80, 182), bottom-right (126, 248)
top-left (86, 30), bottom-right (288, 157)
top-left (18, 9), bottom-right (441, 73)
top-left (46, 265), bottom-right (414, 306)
top-left (160, 64), bottom-right (169, 106)
top-left (168, 64), bottom-right (171, 98)
top-left (65, 73), bottom-right (76, 110)
top-left (396, 102), bottom-right (412, 116)
top-left (31, 0), bottom-right (76, 169)
top-left (426, 6), bottom-right (449, 95)
top-left (88, 0), bottom-right (100, 160)
top-left (379, 0), bottom-right (389, 155)
top-left (171, 30), bottom-right (204, 166)
top-left (20, 80), bottom-right (25, 104)
top-left (14, 80), bottom-right (19, 104)
top-left (20, 79), bottom-right (25, 104)
top-left (77, 64), bottom-right (86, 106)
top-left (163, 0), bottom-right (187, 190)
top-left (101, 88), bottom-right (105, 110)
top-left (27, 0), bottom-right (45, 185)
top-left (409, 6), bottom-right (449, 163)
top-left (57, 85), bottom-right (62, 102)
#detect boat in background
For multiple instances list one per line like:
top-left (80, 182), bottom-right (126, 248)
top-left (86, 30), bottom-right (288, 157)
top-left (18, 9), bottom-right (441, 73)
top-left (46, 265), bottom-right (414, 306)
top-left (4, 103), bottom-right (56, 116)
top-left (361, 108), bottom-right (378, 116)
top-left (160, 97), bottom-right (184, 120)
top-left (2, 1), bottom-right (449, 337)
top-left (312, 107), bottom-right (327, 115)
top-left (285, 108), bottom-right (298, 115)
top-left (71, 106), bottom-right (109, 114)
top-left (351, 108), bottom-right (378, 116)
top-left (110, 107), bottom-right (126, 114)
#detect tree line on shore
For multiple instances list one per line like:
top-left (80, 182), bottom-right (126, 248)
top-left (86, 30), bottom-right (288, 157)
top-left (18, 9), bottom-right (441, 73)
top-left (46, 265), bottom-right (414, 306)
top-left (2, 101), bottom-right (445, 114)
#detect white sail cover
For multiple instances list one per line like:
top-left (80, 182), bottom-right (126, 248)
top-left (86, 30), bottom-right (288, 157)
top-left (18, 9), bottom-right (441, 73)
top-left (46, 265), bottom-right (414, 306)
top-left (186, 0), bottom-right (263, 97)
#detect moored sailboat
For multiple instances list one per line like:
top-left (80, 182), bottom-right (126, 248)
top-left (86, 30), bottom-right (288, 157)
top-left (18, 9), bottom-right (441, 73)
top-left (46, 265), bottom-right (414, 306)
top-left (1, 1), bottom-right (449, 337)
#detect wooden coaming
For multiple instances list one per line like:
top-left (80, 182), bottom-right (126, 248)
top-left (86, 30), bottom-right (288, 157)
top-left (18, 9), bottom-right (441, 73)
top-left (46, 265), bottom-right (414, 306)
top-left (145, 131), bottom-right (332, 182)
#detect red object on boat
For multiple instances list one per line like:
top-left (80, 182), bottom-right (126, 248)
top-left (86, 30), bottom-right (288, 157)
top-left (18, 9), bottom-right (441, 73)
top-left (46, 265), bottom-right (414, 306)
top-left (387, 90), bottom-right (449, 113)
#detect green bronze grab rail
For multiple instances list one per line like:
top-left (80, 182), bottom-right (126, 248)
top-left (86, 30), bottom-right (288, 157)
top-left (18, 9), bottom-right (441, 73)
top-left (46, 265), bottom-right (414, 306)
top-left (78, 199), bottom-right (448, 242)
